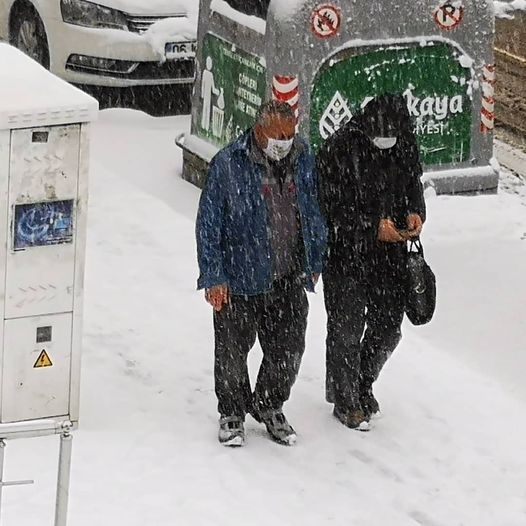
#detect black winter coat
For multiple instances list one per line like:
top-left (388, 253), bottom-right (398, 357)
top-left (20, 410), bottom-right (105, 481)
top-left (317, 94), bottom-right (426, 273)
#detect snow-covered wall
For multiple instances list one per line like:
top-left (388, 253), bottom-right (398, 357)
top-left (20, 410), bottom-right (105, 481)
top-left (268, 0), bottom-right (305, 21)
top-left (210, 0), bottom-right (266, 34)
top-left (494, 0), bottom-right (526, 18)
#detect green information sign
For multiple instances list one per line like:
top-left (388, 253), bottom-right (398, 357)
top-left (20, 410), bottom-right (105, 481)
top-left (197, 34), bottom-right (267, 147)
top-left (310, 44), bottom-right (473, 166)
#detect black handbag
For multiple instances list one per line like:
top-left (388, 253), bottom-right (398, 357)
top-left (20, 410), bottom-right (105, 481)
top-left (405, 239), bottom-right (436, 326)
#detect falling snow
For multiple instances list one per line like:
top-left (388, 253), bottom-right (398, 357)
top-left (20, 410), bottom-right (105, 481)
top-left (1, 1), bottom-right (525, 525)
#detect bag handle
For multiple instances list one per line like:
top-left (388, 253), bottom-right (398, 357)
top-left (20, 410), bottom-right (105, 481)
top-left (408, 238), bottom-right (424, 256)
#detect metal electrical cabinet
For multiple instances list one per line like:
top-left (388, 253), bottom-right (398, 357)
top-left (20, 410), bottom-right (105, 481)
top-left (0, 44), bottom-right (98, 438)
top-left (0, 43), bottom-right (98, 525)
top-left (1, 124), bottom-right (83, 426)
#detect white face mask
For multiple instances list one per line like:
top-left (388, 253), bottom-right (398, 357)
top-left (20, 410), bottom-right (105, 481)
top-left (373, 137), bottom-right (398, 150)
top-left (263, 137), bottom-right (294, 161)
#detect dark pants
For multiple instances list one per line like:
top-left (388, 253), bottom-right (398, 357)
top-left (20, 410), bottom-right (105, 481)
top-left (323, 244), bottom-right (406, 409)
top-left (214, 275), bottom-right (309, 418)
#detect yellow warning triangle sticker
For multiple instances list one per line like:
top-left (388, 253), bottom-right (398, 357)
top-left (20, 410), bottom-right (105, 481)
top-left (34, 350), bottom-right (53, 368)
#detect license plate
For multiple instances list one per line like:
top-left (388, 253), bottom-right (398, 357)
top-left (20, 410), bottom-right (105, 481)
top-left (165, 41), bottom-right (197, 60)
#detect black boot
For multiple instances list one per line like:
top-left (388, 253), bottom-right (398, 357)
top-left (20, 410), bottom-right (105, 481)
top-left (360, 386), bottom-right (380, 419)
top-left (333, 405), bottom-right (370, 432)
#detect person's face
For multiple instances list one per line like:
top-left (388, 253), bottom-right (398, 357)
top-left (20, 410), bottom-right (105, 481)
top-left (371, 112), bottom-right (397, 138)
top-left (254, 114), bottom-right (296, 150)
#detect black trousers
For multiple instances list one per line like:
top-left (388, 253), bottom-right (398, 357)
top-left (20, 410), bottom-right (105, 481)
top-left (214, 275), bottom-right (309, 418)
top-left (323, 244), bottom-right (407, 409)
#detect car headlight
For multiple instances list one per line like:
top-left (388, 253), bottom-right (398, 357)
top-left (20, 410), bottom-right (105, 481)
top-left (60, 0), bottom-right (128, 31)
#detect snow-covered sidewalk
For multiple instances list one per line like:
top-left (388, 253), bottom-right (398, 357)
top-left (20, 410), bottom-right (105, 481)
top-left (2, 109), bottom-right (525, 526)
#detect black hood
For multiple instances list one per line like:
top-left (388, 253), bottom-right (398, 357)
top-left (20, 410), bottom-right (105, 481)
top-left (351, 93), bottom-right (413, 139)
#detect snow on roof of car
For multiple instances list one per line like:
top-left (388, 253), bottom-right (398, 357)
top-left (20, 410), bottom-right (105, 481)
top-left (0, 44), bottom-right (98, 131)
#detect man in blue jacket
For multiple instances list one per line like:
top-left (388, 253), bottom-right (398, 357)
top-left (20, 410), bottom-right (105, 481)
top-left (196, 101), bottom-right (327, 448)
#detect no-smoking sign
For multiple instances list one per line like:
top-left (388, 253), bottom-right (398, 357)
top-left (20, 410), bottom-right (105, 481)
top-left (434, 2), bottom-right (464, 31)
top-left (311, 4), bottom-right (342, 39)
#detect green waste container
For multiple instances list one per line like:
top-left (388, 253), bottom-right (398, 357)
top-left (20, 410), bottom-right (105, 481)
top-left (179, 0), bottom-right (498, 194)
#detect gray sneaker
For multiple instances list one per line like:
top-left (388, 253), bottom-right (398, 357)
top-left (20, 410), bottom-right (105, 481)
top-left (255, 410), bottom-right (297, 446)
top-left (218, 416), bottom-right (245, 447)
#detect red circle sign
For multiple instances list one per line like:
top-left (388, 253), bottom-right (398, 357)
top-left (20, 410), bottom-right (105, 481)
top-left (434, 3), bottom-right (464, 31)
top-left (311, 4), bottom-right (341, 39)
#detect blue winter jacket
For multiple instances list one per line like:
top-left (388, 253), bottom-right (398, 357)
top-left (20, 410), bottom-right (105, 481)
top-left (196, 132), bottom-right (328, 295)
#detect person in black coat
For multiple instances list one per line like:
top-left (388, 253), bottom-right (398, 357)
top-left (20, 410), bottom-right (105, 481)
top-left (317, 94), bottom-right (426, 430)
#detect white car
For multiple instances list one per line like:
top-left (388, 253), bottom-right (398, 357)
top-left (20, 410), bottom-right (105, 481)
top-left (0, 0), bottom-right (198, 87)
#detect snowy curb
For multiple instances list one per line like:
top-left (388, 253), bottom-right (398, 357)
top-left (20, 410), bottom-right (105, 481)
top-left (495, 140), bottom-right (526, 179)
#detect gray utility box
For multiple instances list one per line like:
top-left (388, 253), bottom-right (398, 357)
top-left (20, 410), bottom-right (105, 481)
top-left (0, 43), bottom-right (98, 438)
top-left (180, 0), bottom-right (499, 194)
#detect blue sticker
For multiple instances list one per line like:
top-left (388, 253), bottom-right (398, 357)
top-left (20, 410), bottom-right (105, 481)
top-left (14, 200), bottom-right (74, 250)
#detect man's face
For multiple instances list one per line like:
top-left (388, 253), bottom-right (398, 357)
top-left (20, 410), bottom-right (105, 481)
top-left (255, 113), bottom-right (296, 150)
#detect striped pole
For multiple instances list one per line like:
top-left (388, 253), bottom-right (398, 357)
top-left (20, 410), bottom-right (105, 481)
top-left (272, 75), bottom-right (300, 123)
top-left (481, 64), bottom-right (496, 134)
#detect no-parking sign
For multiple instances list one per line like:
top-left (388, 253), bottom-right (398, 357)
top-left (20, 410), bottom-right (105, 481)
top-left (311, 4), bottom-right (342, 39)
top-left (434, 2), bottom-right (464, 31)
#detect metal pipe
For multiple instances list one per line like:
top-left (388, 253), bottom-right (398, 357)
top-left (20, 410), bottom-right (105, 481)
top-left (0, 440), bottom-right (5, 525)
top-left (54, 426), bottom-right (73, 526)
top-left (1, 480), bottom-right (33, 487)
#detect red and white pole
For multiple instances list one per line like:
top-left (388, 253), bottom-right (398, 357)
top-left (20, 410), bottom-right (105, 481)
top-left (272, 75), bottom-right (300, 124)
top-left (481, 64), bottom-right (496, 134)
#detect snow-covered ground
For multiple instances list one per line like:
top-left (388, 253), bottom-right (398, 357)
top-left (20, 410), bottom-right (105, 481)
top-left (1, 110), bottom-right (526, 525)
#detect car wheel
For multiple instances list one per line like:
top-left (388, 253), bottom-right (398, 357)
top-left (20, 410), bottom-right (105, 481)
top-left (10, 4), bottom-right (50, 69)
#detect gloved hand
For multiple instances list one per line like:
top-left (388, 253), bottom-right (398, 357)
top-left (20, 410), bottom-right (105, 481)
top-left (378, 219), bottom-right (405, 243)
top-left (206, 284), bottom-right (230, 312)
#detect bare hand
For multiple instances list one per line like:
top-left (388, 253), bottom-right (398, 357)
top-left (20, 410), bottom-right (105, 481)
top-left (378, 219), bottom-right (405, 243)
top-left (205, 284), bottom-right (230, 312)
top-left (404, 214), bottom-right (424, 239)
top-left (312, 274), bottom-right (320, 285)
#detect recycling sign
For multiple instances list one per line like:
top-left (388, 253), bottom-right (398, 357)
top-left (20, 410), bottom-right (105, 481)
top-left (197, 34), bottom-right (267, 147)
top-left (310, 44), bottom-right (473, 166)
